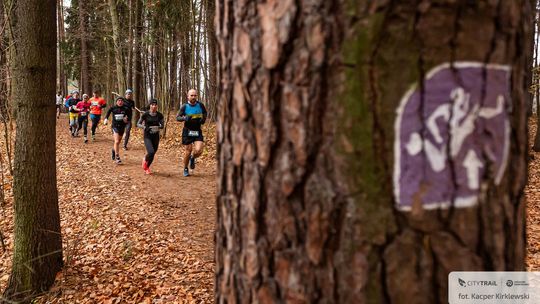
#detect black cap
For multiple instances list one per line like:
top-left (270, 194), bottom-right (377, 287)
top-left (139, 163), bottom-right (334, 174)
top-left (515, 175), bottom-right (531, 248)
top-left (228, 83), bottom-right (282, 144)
top-left (148, 98), bottom-right (158, 105)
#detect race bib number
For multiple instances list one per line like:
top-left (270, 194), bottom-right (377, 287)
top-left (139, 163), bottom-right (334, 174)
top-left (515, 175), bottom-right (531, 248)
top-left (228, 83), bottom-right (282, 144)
top-left (114, 114), bottom-right (124, 121)
top-left (81, 112), bottom-right (87, 116)
top-left (149, 126), bottom-right (160, 133)
top-left (188, 130), bottom-right (199, 137)
top-left (91, 102), bottom-right (99, 106)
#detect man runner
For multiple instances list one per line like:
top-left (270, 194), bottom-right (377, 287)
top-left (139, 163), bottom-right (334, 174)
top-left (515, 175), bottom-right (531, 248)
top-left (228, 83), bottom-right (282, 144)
top-left (122, 89), bottom-right (136, 150)
top-left (176, 89), bottom-right (207, 177)
top-left (89, 90), bottom-right (107, 141)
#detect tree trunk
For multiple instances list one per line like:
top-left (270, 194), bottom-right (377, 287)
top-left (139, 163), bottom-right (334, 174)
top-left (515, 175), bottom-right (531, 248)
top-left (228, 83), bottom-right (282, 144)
top-left (206, 0), bottom-right (218, 121)
top-left (79, 0), bottom-right (90, 93)
top-left (215, 1), bottom-right (532, 303)
top-left (108, 0), bottom-right (125, 92)
top-left (2, 0), bottom-right (62, 302)
top-left (132, 0), bottom-right (143, 107)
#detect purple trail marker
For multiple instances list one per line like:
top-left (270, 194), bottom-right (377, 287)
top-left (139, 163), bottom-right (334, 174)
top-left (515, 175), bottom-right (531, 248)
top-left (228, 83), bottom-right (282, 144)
top-left (393, 62), bottom-right (511, 211)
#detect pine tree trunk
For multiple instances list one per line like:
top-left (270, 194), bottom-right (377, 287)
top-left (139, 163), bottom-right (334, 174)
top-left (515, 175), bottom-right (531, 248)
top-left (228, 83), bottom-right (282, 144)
top-left (132, 0), bottom-right (143, 108)
top-left (108, 0), bottom-right (125, 92)
top-left (79, 0), bottom-right (89, 93)
top-left (215, 1), bottom-right (532, 303)
top-left (206, 0), bottom-right (217, 121)
top-left (2, 0), bottom-right (62, 302)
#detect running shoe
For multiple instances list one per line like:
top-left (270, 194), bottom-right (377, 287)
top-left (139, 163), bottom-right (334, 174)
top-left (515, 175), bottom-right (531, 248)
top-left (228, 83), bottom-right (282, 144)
top-left (183, 167), bottom-right (189, 177)
top-left (92, 134), bottom-right (95, 141)
top-left (123, 145), bottom-right (129, 151)
top-left (84, 137), bottom-right (88, 143)
top-left (142, 158), bottom-right (148, 170)
top-left (111, 149), bottom-right (116, 160)
top-left (144, 168), bottom-right (152, 175)
top-left (115, 157), bottom-right (122, 164)
top-left (189, 156), bottom-right (196, 170)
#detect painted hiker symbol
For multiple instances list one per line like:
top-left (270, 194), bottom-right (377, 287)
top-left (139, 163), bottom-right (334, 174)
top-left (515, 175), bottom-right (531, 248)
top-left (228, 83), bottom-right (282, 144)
top-left (394, 62), bottom-right (511, 211)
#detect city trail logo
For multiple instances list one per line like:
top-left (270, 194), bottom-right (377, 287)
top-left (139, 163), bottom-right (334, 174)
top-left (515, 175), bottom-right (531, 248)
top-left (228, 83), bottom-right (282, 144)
top-left (458, 278), bottom-right (498, 287)
top-left (506, 280), bottom-right (513, 287)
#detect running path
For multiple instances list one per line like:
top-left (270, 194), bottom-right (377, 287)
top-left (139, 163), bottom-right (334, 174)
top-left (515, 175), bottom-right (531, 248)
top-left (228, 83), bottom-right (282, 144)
top-left (44, 116), bottom-right (216, 303)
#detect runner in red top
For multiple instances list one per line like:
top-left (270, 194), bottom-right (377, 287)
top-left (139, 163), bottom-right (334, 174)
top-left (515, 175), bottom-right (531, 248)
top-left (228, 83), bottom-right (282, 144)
top-left (76, 94), bottom-right (92, 143)
top-left (89, 90), bottom-right (107, 141)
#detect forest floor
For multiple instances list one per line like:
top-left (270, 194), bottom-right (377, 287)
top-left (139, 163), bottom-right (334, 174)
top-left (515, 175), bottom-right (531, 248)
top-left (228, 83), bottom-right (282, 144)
top-left (2, 115), bottom-right (540, 302)
top-left (527, 118), bottom-right (540, 271)
top-left (0, 115), bottom-right (217, 303)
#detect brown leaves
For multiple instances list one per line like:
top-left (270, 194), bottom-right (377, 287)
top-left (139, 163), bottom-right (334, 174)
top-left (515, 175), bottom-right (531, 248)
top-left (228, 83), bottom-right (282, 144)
top-left (1, 115), bottom-right (217, 303)
top-left (527, 118), bottom-right (540, 271)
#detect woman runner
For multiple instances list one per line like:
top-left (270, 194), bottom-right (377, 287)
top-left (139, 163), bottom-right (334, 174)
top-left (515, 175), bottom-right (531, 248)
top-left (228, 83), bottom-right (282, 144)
top-left (103, 97), bottom-right (131, 164)
top-left (76, 94), bottom-right (92, 143)
top-left (137, 99), bottom-right (164, 175)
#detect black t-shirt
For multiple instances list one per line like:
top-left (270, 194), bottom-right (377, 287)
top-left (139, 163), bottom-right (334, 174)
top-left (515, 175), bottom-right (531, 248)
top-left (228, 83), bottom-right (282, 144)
top-left (105, 105), bottom-right (131, 127)
top-left (138, 111), bottom-right (164, 135)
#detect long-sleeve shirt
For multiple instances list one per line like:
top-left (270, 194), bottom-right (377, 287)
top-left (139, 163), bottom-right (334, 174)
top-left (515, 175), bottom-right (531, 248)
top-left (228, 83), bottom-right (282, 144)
top-left (105, 105), bottom-right (131, 127)
top-left (137, 111), bottom-right (164, 136)
top-left (89, 97), bottom-right (107, 115)
top-left (65, 97), bottom-right (81, 113)
top-left (176, 101), bottom-right (207, 131)
top-left (76, 101), bottom-right (91, 117)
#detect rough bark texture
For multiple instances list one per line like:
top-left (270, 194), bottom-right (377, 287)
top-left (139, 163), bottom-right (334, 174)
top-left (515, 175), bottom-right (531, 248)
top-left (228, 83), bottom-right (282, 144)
top-left (108, 0), bottom-right (125, 92)
top-left (215, 1), bottom-right (531, 303)
top-left (79, 0), bottom-right (90, 93)
top-left (2, 0), bottom-right (62, 302)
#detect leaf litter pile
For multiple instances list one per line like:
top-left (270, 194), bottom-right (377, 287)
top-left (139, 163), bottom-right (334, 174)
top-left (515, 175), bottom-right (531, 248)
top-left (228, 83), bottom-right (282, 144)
top-left (0, 115), bottom-right (216, 303)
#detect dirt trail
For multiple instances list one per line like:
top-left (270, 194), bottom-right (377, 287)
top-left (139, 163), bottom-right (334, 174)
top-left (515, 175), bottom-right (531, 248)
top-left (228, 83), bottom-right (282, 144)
top-left (40, 116), bottom-right (215, 303)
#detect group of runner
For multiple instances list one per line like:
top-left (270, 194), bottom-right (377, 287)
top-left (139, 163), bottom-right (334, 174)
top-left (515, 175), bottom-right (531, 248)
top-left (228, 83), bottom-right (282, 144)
top-left (57, 88), bottom-right (207, 176)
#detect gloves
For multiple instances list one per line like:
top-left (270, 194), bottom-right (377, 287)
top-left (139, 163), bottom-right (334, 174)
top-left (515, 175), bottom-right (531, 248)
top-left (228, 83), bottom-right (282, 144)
top-left (184, 115), bottom-right (191, 122)
top-left (103, 119), bottom-right (108, 125)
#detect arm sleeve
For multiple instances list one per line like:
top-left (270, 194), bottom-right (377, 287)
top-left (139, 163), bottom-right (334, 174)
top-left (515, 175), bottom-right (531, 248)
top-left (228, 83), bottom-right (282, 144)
top-left (105, 107), bottom-right (112, 120)
top-left (201, 103), bottom-right (208, 123)
top-left (176, 104), bottom-right (186, 121)
top-left (136, 115), bottom-right (145, 129)
top-left (159, 113), bottom-right (165, 129)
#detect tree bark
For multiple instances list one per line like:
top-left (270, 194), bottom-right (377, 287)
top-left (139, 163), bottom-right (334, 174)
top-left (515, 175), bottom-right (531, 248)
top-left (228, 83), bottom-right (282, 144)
top-left (2, 0), bottom-right (62, 302)
top-left (215, 1), bottom-right (532, 303)
top-left (108, 0), bottom-right (125, 92)
top-left (206, 0), bottom-right (218, 121)
top-left (78, 0), bottom-right (90, 93)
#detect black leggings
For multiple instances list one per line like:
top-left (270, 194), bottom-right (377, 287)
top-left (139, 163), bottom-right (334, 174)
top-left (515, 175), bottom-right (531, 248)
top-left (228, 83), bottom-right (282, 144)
top-left (77, 116), bottom-right (88, 136)
top-left (144, 134), bottom-right (160, 167)
top-left (91, 114), bottom-right (101, 135)
top-left (123, 121), bottom-right (132, 147)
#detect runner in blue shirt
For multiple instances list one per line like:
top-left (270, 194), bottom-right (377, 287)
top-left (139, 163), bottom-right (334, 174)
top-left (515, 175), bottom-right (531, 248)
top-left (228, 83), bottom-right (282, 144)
top-left (176, 89), bottom-right (207, 177)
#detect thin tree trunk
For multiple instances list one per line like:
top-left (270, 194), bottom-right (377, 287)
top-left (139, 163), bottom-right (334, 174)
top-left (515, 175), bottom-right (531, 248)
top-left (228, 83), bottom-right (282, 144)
top-left (79, 0), bottom-right (89, 93)
top-left (215, 1), bottom-right (532, 303)
top-left (2, 0), bottom-right (62, 302)
top-left (108, 0), bottom-right (125, 92)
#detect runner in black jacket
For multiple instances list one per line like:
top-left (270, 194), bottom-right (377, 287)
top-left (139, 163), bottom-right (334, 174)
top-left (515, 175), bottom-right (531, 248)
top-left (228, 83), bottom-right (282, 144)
top-left (104, 97), bottom-right (131, 164)
top-left (137, 99), bottom-right (164, 175)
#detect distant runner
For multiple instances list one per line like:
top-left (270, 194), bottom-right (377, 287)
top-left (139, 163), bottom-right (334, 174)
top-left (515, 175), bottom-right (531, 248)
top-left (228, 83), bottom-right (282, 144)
top-left (176, 89), bottom-right (207, 177)
top-left (65, 91), bottom-right (81, 137)
top-left (89, 90), bottom-right (107, 141)
top-left (55, 91), bottom-right (64, 119)
top-left (122, 89), bottom-right (136, 150)
top-left (76, 94), bottom-right (92, 143)
top-left (104, 97), bottom-right (131, 164)
top-left (137, 99), bottom-right (164, 175)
